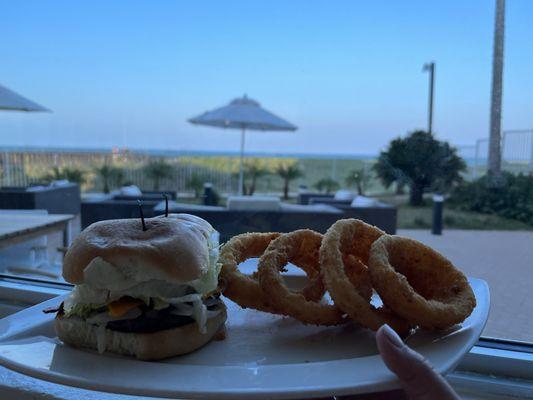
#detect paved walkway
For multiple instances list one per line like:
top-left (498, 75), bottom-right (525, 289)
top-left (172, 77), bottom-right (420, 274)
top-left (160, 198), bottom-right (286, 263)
top-left (398, 229), bottom-right (533, 342)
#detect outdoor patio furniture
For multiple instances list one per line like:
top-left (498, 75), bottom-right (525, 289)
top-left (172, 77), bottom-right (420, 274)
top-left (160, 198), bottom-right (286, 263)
top-left (81, 198), bottom-right (162, 228)
top-left (80, 189), bottom-right (178, 228)
top-left (0, 210), bottom-right (49, 274)
top-left (152, 201), bottom-right (344, 242)
top-left (0, 210), bottom-right (74, 279)
top-left (333, 189), bottom-right (357, 201)
top-left (306, 196), bottom-right (397, 234)
top-left (330, 203), bottom-right (397, 234)
top-left (308, 197), bottom-right (352, 206)
top-left (227, 195), bottom-right (281, 211)
top-left (112, 189), bottom-right (176, 201)
top-left (297, 192), bottom-right (335, 205)
top-left (0, 183), bottom-right (80, 215)
top-left (0, 211), bottom-right (74, 249)
top-left (298, 191), bottom-right (359, 205)
top-left (82, 195), bottom-right (397, 238)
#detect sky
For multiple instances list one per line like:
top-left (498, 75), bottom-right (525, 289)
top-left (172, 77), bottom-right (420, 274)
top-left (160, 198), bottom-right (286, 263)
top-left (0, 0), bottom-right (532, 156)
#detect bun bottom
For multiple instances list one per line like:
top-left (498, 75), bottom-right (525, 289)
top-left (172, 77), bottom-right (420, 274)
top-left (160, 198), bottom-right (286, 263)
top-left (55, 305), bottom-right (227, 360)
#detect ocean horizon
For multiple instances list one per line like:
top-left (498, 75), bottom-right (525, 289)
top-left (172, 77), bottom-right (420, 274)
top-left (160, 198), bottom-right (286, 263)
top-left (0, 145), bottom-right (379, 160)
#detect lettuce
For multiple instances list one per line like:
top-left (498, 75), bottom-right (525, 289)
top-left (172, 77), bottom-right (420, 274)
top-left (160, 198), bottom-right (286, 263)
top-left (64, 303), bottom-right (105, 319)
top-left (190, 261), bottom-right (222, 296)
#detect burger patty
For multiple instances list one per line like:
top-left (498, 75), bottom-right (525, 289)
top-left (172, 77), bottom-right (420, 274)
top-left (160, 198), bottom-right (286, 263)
top-left (106, 298), bottom-right (223, 334)
top-left (106, 311), bottom-right (195, 333)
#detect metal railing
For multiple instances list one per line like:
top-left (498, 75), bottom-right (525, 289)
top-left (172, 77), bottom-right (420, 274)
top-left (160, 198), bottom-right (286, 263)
top-left (0, 149), bottom-right (378, 195)
top-left (458, 129), bottom-right (533, 180)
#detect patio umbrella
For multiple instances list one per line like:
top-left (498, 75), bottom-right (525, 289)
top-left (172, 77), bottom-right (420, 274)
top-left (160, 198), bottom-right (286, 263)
top-left (188, 95), bottom-right (297, 195)
top-left (0, 84), bottom-right (49, 112)
top-left (1, 84), bottom-right (50, 185)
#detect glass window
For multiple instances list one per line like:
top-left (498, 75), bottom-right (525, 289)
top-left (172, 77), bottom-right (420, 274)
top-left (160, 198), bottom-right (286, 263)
top-left (0, 1), bottom-right (532, 395)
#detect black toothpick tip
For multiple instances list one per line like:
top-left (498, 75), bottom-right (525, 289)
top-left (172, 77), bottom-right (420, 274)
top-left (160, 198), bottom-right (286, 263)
top-left (137, 199), bottom-right (147, 231)
top-left (164, 194), bottom-right (169, 217)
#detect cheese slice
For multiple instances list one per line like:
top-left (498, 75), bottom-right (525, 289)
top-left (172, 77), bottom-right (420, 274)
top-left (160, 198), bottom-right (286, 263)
top-left (107, 297), bottom-right (143, 317)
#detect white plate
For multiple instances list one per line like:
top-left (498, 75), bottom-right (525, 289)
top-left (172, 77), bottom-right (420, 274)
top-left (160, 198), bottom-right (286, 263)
top-left (0, 277), bottom-right (489, 399)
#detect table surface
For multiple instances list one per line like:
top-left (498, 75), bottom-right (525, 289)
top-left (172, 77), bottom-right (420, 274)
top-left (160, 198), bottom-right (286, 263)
top-left (0, 214), bottom-right (73, 243)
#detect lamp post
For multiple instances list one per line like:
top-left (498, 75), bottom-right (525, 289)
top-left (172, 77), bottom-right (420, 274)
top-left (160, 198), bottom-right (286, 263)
top-left (422, 62), bottom-right (435, 135)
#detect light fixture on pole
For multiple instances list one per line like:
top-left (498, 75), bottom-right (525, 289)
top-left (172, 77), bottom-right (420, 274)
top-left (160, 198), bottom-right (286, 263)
top-left (422, 62), bottom-right (435, 135)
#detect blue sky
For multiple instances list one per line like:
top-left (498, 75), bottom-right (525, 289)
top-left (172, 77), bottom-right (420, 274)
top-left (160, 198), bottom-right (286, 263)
top-left (0, 1), bottom-right (532, 155)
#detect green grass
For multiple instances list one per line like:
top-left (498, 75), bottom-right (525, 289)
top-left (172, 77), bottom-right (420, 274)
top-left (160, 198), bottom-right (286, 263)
top-left (397, 205), bottom-right (533, 231)
top-left (374, 193), bottom-right (533, 230)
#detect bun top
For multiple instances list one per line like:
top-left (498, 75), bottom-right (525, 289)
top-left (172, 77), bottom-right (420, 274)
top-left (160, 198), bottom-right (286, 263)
top-left (63, 215), bottom-right (215, 285)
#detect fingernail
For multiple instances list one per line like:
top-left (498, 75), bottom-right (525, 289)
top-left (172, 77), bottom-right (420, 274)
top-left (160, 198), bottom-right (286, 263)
top-left (381, 324), bottom-right (404, 348)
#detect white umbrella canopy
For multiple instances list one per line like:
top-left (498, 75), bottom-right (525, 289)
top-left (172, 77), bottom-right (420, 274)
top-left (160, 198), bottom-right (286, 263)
top-left (0, 84), bottom-right (49, 112)
top-left (188, 95), bottom-right (297, 195)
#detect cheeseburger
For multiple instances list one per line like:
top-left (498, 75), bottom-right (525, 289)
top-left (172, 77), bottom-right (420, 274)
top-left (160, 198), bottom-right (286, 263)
top-left (54, 213), bottom-right (226, 360)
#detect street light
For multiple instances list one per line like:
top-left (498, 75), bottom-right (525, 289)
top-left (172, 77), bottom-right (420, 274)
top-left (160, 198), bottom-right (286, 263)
top-left (422, 62), bottom-right (435, 134)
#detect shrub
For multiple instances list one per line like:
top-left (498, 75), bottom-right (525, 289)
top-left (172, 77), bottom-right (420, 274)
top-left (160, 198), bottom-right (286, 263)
top-left (94, 165), bottom-right (124, 194)
top-left (244, 160), bottom-right (269, 195)
top-left (449, 172), bottom-right (533, 225)
top-left (186, 173), bottom-right (204, 198)
top-left (143, 159), bottom-right (174, 190)
top-left (413, 216), bottom-right (429, 228)
top-left (345, 167), bottom-right (373, 195)
top-left (374, 130), bottom-right (466, 206)
top-left (313, 178), bottom-right (340, 194)
top-left (40, 166), bottom-right (86, 185)
top-left (276, 163), bottom-right (304, 200)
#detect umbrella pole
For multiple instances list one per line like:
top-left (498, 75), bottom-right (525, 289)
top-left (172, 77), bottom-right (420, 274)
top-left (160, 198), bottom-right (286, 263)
top-left (2, 151), bottom-right (11, 186)
top-left (238, 127), bottom-right (246, 195)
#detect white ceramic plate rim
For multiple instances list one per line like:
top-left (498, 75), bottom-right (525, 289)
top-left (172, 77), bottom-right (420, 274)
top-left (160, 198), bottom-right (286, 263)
top-left (0, 278), bottom-right (489, 399)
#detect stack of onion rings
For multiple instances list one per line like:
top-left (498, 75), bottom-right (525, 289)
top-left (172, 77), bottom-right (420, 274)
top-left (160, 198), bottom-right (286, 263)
top-left (218, 218), bottom-right (476, 334)
top-left (368, 235), bottom-right (476, 329)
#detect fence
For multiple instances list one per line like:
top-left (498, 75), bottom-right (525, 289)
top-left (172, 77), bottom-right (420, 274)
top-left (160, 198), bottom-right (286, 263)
top-left (0, 149), bottom-right (376, 196)
top-left (0, 149), bottom-right (237, 194)
top-left (458, 129), bottom-right (533, 180)
top-left (3, 131), bottom-right (531, 194)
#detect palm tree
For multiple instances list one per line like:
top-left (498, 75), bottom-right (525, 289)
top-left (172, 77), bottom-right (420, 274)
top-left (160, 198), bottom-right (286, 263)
top-left (186, 173), bottom-right (204, 198)
top-left (62, 167), bottom-right (87, 185)
top-left (488, 0), bottom-right (505, 182)
top-left (40, 166), bottom-right (86, 185)
top-left (94, 164), bottom-right (123, 194)
top-left (345, 167), bottom-right (373, 196)
top-left (143, 159), bottom-right (174, 190)
top-left (313, 178), bottom-right (339, 194)
top-left (245, 161), bottom-right (269, 195)
top-left (276, 163), bottom-right (303, 200)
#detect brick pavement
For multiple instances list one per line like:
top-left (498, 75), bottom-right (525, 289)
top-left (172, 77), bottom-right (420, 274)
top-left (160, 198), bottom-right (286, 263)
top-left (398, 229), bottom-right (533, 342)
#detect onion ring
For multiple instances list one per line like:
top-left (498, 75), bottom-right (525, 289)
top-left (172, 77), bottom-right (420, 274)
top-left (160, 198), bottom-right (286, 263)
top-left (257, 230), bottom-right (346, 326)
top-left (219, 232), bottom-right (325, 313)
top-left (368, 235), bottom-right (476, 329)
top-left (320, 219), bottom-right (410, 334)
